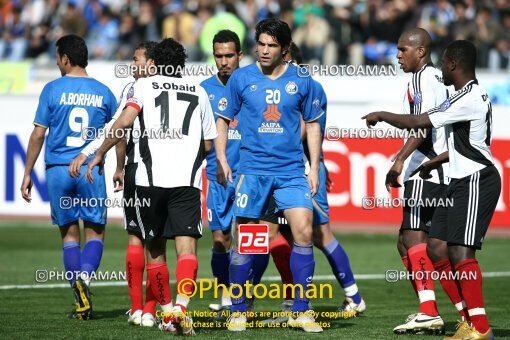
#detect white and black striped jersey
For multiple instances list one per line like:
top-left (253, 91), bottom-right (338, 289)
top-left (428, 79), bottom-right (494, 179)
top-left (401, 63), bottom-right (450, 185)
top-left (81, 81), bottom-right (140, 162)
top-left (125, 75), bottom-right (217, 189)
top-left (122, 82), bottom-right (141, 165)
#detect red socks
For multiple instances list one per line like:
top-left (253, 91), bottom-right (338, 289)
top-left (455, 259), bottom-right (489, 333)
top-left (270, 234), bottom-right (293, 300)
top-left (176, 254), bottom-right (198, 298)
top-left (126, 244), bottom-right (145, 311)
top-left (407, 243), bottom-right (438, 316)
top-left (143, 278), bottom-right (157, 315)
top-left (433, 259), bottom-right (469, 321)
top-left (401, 255), bottom-right (418, 296)
top-left (147, 263), bottom-right (173, 306)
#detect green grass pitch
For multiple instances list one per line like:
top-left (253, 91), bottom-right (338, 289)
top-left (0, 221), bottom-right (509, 339)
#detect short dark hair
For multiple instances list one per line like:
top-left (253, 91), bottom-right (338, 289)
top-left (445, 40), bottom-right (477, 71)
top-left (288, 42), bottom-right (303, 65)
top-left (135, 41), bottom-right (157, 61)
top-left (153, 38), bottom-right (187, 77)
top-left (255, 18), bottom-right (292, 50)
top-left (56, 34), bottom-right (88, 68)
top-left (213, 30), bottom-right (241, 53)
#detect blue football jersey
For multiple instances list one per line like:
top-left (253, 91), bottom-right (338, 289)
top-left (304, 79), bottom-right (327, 161)
top-left (34, 76), bottom-right (117, 166)
top-left (200, 75), bottom-right (241, 180)
top-left (219, 63), bottom-right (324, 176)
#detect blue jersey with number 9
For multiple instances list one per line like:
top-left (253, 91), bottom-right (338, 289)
top-left (33, 75), bottom-right (117, 166)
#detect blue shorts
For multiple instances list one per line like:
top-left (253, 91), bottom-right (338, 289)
top-left (233, 174), bottom-right (313, 219)
top-left (312, 162), bottom-right (330, 225)
top-left (46, 165), bottom-right (107, 227)
top-left (207, 179), bottom-right (235, 232)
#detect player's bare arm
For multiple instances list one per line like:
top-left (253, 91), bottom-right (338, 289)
top-left (306, 120), bottom-right (321, 196)
top-left (20, 125), bottom-right (46, 202)
top-left (214, 116), bottom-right (232, 186)
top-left (69, 114), bottom-right (120, 178)
top-left (386, 134), bottom-right (428, 192)
top-left (113, 138), bottom-right (126, 192)
top-left (362, 111), bottom-right (433, 130)
top-left (203, 139), bottom-right (213, 155)
top-left (410, 151), bottom-right (449, 179)
top-left (86, 106), bottom-right (138, 183)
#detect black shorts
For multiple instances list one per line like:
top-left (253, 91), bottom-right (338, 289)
top-left (124, 163), bottom-right (142, 234)
top-left (429, 166), bottom-right (501, 249)
top-left (400, 179), bottom-right (447, 233)
top-left (260, 196), bottom-right (289, 226)
top-left (135, 185), bottom-right (203, 240)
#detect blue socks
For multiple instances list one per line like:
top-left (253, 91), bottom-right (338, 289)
top-left (211, 248), bottom-right (230, 286)
top-left (80, 238), bottom-right (103, 283)
top-left (229, 250), bottom-right (253, 312)
top-left (251, 253), bottom-right (270, 285)
top-left (290, 243), bottom-right (315, 312)
top-left (323, 238), bottom-right (361, 304)
top-left (63, 241), bottom-right (81, 286)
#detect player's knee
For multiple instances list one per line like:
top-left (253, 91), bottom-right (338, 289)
top-left (293, 225), bottom-right (313, 244)
top-left (426, 239), bottom-right (446, 263)
top-left (396, 236), bottom-right (407, 256)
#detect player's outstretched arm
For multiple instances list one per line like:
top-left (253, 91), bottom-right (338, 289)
top-left (113, 139), bottom-right (126, 192)
top-left (215, 116), bottom-right (232, 187)
top-left (362, 111), bottom-right (433, 130)
top-left (21, 126), bottom-right (46, 202)
top-left (385, 133), bottom-right (428, 192)
top-left (86, 107), bottom-right (138, 184)
top-left (306, 120), bottom-right (321, 196)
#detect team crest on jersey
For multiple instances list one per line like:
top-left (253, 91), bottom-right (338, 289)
top-left (413, 91), bottom-right (422, 104)
top-left (439, 99), bottom-right (451, 112)
top-left (218, 98), bottom-right (228, 111)
top-left (127, 86), bottom-right (134, 99)
top-left (285, 81), bottom-right (298, 95)
top-left (250, 84), bottom-right (258, 91)
top-left (209, 93), bottom-right (215, 101)
top-left (313, 98), bottom-right (321, 111)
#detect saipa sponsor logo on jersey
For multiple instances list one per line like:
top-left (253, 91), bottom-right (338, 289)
top-left (258, 89), bottom-right (284, 134)
top-left (228, 118), bottom-right (241, 140)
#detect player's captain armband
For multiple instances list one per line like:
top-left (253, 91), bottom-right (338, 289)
top-left (125, 97), bottom-right (143, 112)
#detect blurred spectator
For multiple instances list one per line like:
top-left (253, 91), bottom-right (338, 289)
top-left (116, 13), bottom-right (138, 60)
top-left (361, 0), bottom-right (412, 65)
top-left (136, 0), bottom-right (159, 42)
top-left (162, 4), bottom-right (200, 60)
top-left (449, 1), bottom-right (474, 41)
top-left (87, 6), bottom-right (119, 59)
top-left (25, 0), bottom-right (60, 59)
top-left (462, 7), bottom-right (502, 67)
top-left (1, 0), bottom-right (510, 68)
top-left (293, 11), bottom-right (332, 64)
top-left (60, 3), bottom-right (87, 37)
top-left (199, 11), bottom-right (246, 62)
top-left (419, 0), bottom-right (455, 58)
top-left (0, 5), bottom-right (28, 60)
top-left (489, 10), bottom-right (510, 71)
top-left (83, 0), bottom-right (104, 30)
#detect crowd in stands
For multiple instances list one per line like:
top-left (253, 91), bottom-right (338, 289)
top-left (1, 0), bottom-right (510, 70)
